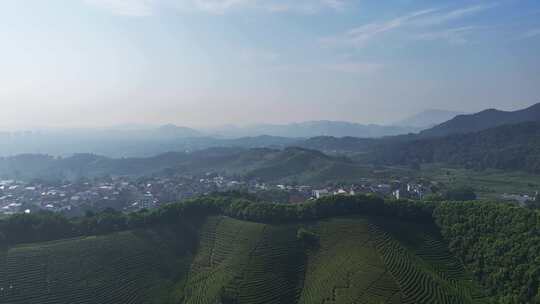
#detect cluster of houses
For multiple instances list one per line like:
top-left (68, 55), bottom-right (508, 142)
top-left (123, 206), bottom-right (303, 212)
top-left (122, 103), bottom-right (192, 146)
top-left (0, 175), bottom-right (436, 216)
top-left (0, 174), bottom-right (271, 216)
top-left (1, 172), bottom-right (442, 216)
top-left (501, 192), bottom-right (538, 206)
top-left (14, 171), bottom-right (534, 216)
top-left (310, 181), bottom-right (433, 201)
top-left (0, 179), bottom-right (143, 216)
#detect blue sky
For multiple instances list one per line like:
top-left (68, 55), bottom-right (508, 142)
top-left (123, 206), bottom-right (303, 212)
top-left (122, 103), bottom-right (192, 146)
top-left (1, 0), bottom-right (539, 129)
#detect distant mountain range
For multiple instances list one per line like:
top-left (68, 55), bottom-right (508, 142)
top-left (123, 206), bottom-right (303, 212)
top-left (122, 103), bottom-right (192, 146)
top-left (292, 104), bottom-right (540, 152)
top-left (0, 110), bottom-right (449, 157)
top-left (420, 103), bottom-right (540, 138)
top-left (0, 129), bottom-right (300, 157)
top-left (155, 124), bottom-right (203, 138)
top-left (206, 120), bottom-right (420, 138)
top-left (209, 109), bottom-right (463, 138)
top-left (395, 109), bottom-right (464, 129)
top-left (2, 104), bottom-right (537, 160)
top-left (279, 103), bottom-right (540, 173)
top-left (3, 102), bottom-right (540, 180)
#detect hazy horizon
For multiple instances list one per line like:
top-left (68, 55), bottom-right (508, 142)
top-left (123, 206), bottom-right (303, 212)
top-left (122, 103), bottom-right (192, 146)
top-left (1, 0), bottom-right (539, 130)
top-left (1, 102), bottom-right (535, 133)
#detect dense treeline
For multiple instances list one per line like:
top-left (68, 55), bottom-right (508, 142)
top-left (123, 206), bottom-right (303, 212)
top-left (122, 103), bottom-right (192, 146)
top-left (368, 122), bottom-right (540, 173)
top-left (0, 193), bottom-right (432, 247)
top-left (434, 202), bottom-right (540, 303)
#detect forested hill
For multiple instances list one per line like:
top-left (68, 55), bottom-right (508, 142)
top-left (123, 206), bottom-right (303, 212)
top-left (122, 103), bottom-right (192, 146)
top-left (434, 201), bottom-right (540, 303)
top-left (282, 103), bottom-right (540, 156)
top-left (0, 147), bottom-right (364, 183)
top-left (295, 136), bottom-right (377, 153)
top-left (293, 113), bottom-right (540, 174)
top-left (367, 121), bottom-right (540, 173)
top-left (419, 102), bottom-right (540, 138)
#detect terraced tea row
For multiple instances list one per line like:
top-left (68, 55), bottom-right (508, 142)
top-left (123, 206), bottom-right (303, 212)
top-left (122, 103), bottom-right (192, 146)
top-left (0, 224), bottom-right (202, 304)
top-left (183, 217), bottom-right (304, 304)
top-left (0, 216), bottom-right (488, 304)
top-left (234, 225), bottom-right (305, 304)
top-left (369, 222), bottom-right (486, 304)
top-left (299, 217), bottom-right (404, 304)
top-left (372, 219), bottom-right (488, 303)
top-left (0, 232), bottom-right (169, 304)
top-left (183, 217), bottom-right (266, 304)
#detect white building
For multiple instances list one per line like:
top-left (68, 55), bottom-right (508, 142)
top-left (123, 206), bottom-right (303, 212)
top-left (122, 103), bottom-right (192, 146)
top-left (312, 189), bottom-right (330, 199)
top-left (392, 189), bottom-right (400, 200)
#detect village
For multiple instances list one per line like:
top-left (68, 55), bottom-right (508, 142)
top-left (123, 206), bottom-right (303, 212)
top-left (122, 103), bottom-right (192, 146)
top-left (0, 172), bottom-right (443, 217)
top-left (0, 172), bottom-right (535, 217)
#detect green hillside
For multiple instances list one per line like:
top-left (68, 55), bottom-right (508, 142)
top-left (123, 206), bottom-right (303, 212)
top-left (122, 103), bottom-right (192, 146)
top-left (299, 217), bottom-right (402, 304)
top-left (0, 215), bottom-right (486, 304)
top-left (0, 147), bottom-right (368, 183)
top-left (369, 219), bottom-right (486, 304)
top-left (366, 121), bottom-right (540, 173)
top-left (0, 226), bottom-right (198, 304)
top-left (418, 103), bottom-right (540, 138)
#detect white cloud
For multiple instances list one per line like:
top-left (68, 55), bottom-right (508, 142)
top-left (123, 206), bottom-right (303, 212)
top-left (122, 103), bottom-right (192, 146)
top-left (413, 26), bottom-right (479, 44)
top-left (322, 3), bottom-right (496, 48)
top-left (84, 0), bottom-right (347, 16)
top-left (321, 8), bottom-right (437, 48)
top-left (413, 3), bottom-right (497, 26)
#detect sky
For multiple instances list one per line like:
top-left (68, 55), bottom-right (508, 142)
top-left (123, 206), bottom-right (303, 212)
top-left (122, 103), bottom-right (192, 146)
top-left (1, 0), bottom-right (539, 129)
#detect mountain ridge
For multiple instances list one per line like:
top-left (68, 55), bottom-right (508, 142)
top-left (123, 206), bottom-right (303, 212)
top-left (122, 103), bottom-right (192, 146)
top-left (420, 103), bottom-right (540, 137)
top-left (367, 121), bottom-right (540, 173)
top-left (395, 109), bottom-right (464, 129)
top-left (205, 120), bottom-right (419, 138)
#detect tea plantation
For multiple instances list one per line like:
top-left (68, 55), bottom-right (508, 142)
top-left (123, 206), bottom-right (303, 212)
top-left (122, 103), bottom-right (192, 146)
top-left (0, 216), bottom-right (486, 304)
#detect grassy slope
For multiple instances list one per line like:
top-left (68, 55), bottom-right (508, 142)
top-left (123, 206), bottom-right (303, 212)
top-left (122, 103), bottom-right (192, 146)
top-left (0, 216), bottom-right (486, 304)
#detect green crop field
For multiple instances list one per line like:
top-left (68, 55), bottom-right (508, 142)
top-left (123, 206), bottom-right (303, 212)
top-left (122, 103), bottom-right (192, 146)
top-left (418, 164), bottom-right (540, 200)
top-left (0, 216), bottom-right (486, 304)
